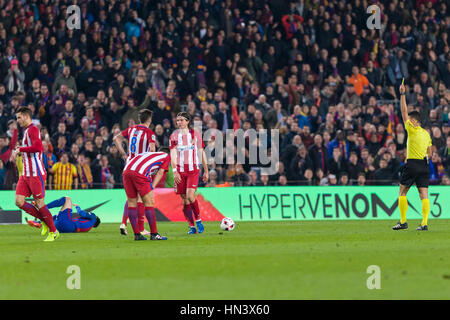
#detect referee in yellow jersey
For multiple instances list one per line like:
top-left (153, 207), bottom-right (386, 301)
top-left (393, 81), bottom-right (432, 231)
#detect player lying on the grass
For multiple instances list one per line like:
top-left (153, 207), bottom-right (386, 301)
top-left (170, 112), bottom-right (208, 234)
top-left (113, 109), bottom-right (159, 238)
top-left (12, 106), bottom-right (59, 242)
top-left (122, 151), bottom-right (171, 240)
top-left (27, 196), bottom-right (101, 233)
top-left (393, 80), bottom-right (432, 231)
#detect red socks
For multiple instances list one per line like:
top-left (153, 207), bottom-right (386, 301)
top-left (183, 200), bottom-right (201, 227)
top-left (38, 205), bottom-right (56, 232)
top-left (127, 206), bottom-right (139, 234)
top-left (19, 202), bottom-right (56, 233)
top-left (123, 202), bottom-right (145, 232)
top-left (191, 199), bottom-right (201, 221)
top-left (145, 207), bottom-right (158, 234)
top-left (20, 203), bottom-right (43, 220)
top-left (122, 202), bottom-right (128, 225)
top-left (137, 202), bottom-right (145, 232)
top-left (183, 204), bottom-right (195, 227)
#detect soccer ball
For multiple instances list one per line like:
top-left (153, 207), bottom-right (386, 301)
top-left (220, 217), bottom-right (235, 231)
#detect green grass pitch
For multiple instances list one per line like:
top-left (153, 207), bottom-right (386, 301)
top-left (1, 220), bottom-right (449, 300)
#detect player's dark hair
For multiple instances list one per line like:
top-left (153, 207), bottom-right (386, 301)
top-left (408, 111), bottom-right (421, 123)
top-left (94, 216), bottom-right (101, 228)
top-left (16, 107), bottom-right (32, 118)
top-left (139, 109), bottom-right (153, 124)
top-left (177, 112), bottom-right (191, 124)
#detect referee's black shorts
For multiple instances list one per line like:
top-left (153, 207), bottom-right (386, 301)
top-left (400, 158), bottom-right (430, 188)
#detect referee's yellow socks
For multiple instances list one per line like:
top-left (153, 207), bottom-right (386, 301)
top-left (421, 198), bottom-right (430, 226)
top-left (399, 196), bottom-right (408, 224)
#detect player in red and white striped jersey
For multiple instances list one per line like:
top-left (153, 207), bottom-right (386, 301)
top-left (12, 107), bottom-right (59, 242)
top-left (122, 151), bottom-right (171, 240)
top-left (170, 112), bottom-right (209, 234)
top-left (113, 109), bottom-right (156, 164)
top-left (113, 109), bottom-right (165, 239)
top-left (121, 124), bottom-right (156, 161)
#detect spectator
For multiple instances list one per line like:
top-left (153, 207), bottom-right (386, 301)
top-left (328, 174), bottom-right (338, 186)
top-left (0, 123), bottom-right (17, 164)
top-left (260, 174), bottom-right (270, 186)
top-left (299, 168), bottom-right (314, 186)
top-left (300, 125), bottom-right (314, 148)
top-left (440, 136), bottom-right (450, 171)
top-left (308, 134), bottom-right (328, 173)
top-left (51, 122), bottom-right (70, 147)
top-left (277, 175), bottom-right (288, 186)
top-left (54, 135), bottom-right (68, 159)
top-left (289, 145), bottom-right (313, 181)
top-left (50, 95), bottom-right (66, 132)
top-left (339, 172), bottom-right (350, 186)
top-left (83, 140), bottom-right (97, 162)
top-left (107, 144), bottom-right (124, 187)
top-left (348, 66), bottom-right (369, 96)
top-left (60, 99), bottom-right (77, 133)
top-left (430, 152), bottom-right (445, 184)
top-left (52, 66), bottom-right (77, 96)
top-left (328, 147), bottom-right (348, 176)
top-left (328, 130), bottom-right (350, 159)
top-left (69, 143), bottom-right (81, 164)
top-left (340, 84), bottom-right (362, 106)
top-left (93, 135), bottom-right (107, 155)
top-left (41, 140), bottom-right (56, 187)
top-left (348, 151), bottom-right (365, 183)
top-left (92, 155), bottom-right (115, 189)
top-left (269, 161), bottom-right (286, 183)
top-left (49, 152), bottom-right (78, 190)
top-left (176, 58), bottom-right (198, 101)
top-left (120, 89), bottom-right (152, 129)
top-left (373, 159), bottom-right (393, 185)
top-left (292, 105), bottom-right (311, 130)
top-left (442, 175), bottom-right (450, 186)
top-left (37, 84), bottom-right (52, 129)
top-left (231, 164), bottom-right (249, 186)
top-left (76, 154), bottom-right (93, 190)
top-left (357, 172), bottom-right (366, 186)
top-left (432, 127), bottom-right (446, 150)
top-left (214, 101), bottom-right (233, 132)
top-left (281, 13), bottom-right (304, 40)
top-left (206, 169), bottom-right (218, 188)
top-left (248, 170), bottom-right (262, 186)
top-left (152, 99), bottom-right (173, 127)
top-left (265, 99), bottom-right (287, 129)
top-left (4, 59), bottom-right (24, 95)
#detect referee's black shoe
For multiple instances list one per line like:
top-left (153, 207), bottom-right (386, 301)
top-left (416, 225), bottom-right (428, 231)
top-left (392, 221), bottom-right (408, 230)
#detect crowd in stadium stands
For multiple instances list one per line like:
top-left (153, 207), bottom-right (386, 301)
top-left (0, 0), bottom-right (449, 190)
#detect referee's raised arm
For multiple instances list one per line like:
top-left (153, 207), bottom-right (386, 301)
top-left (399, 82), bottom-right (408, 123)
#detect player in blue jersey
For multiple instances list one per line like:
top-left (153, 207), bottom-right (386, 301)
top-left (27, 196), bottom-right (100, 233)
